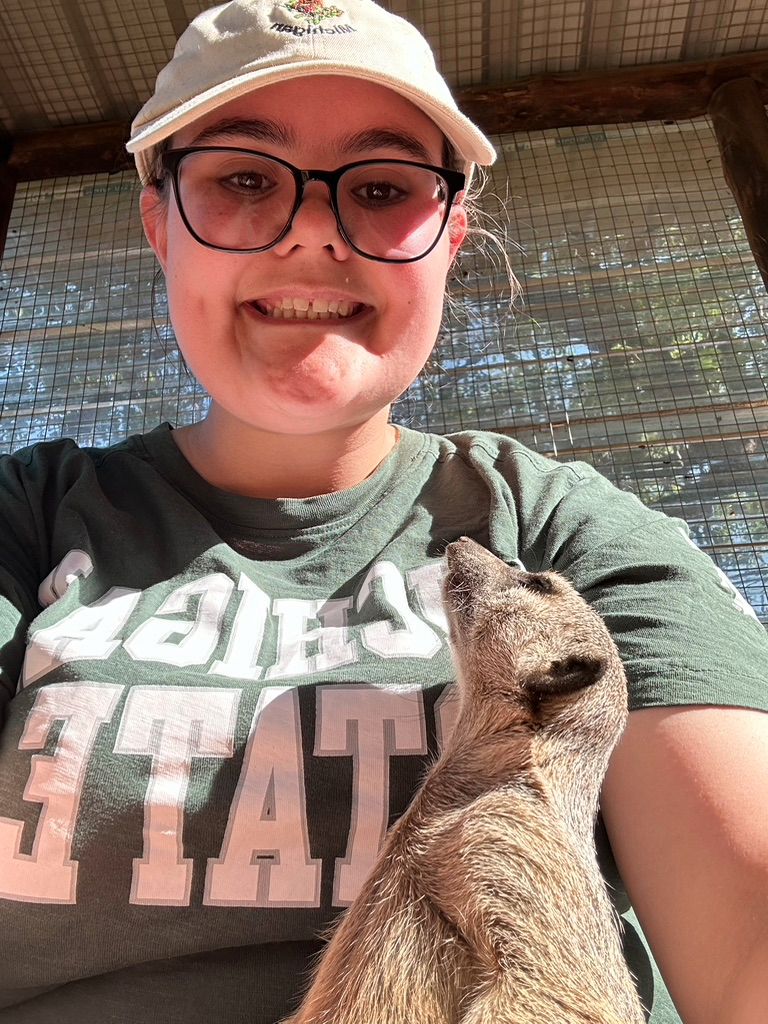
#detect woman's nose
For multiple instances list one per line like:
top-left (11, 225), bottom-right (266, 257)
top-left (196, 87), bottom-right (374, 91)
top-left (271, 180), bottom-right (352, 259)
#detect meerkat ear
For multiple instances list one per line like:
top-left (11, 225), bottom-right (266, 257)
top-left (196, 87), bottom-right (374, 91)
top-left (526, 654), bottom-right (607, 700)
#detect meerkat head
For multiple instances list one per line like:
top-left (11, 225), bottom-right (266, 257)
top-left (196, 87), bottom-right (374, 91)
top-left (442, 537), bottom-right (626, 730)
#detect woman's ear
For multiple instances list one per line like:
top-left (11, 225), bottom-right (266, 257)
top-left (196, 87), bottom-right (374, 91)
top-left (447, 201), bottom-right (468, 263)
top-left (140, 186), bottom-right (169, 272)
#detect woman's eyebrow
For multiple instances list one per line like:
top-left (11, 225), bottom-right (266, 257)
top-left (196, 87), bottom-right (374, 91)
top-left (337, 128), bottom-right (433, 163)
top-left (187, 120), bottom-right (433, 163)
top-left (189, 118), bottom-right (297, 147)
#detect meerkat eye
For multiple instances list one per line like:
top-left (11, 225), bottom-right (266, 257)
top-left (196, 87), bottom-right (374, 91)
top-left (520, 573), bottom-right (555, 595)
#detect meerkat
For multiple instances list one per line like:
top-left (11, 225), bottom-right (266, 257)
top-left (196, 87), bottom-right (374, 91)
top-left (283, 537), bottom-right (647, 1024)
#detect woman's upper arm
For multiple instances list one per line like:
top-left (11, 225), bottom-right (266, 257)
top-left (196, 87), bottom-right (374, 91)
top-left (600, 704), bottom-right (768, 1024)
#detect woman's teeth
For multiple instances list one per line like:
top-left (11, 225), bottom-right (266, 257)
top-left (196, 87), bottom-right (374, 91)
top-left (258, 298), bottom-right (360, 320)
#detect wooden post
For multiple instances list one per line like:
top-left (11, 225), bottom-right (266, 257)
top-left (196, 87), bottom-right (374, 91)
top-left (0, 162), bottom-right (16, 261)
top-left (709, 77), bottom-right (768, 293)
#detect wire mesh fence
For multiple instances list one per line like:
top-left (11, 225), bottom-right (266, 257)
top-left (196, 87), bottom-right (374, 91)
top-left (0, 174), bottom-right (206, 445)
top-left (1, 114), bottom-right (766, 619)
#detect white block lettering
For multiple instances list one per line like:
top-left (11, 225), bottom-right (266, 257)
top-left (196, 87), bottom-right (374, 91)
top-left (209, 574), bottom-right (269, 680)
top-left (205, 687), bottom-right (320, 907)
top-left (315, 685), bottom-right (427, 905)
top-left (0, 683), bottom-right (123, 902)
top-left (266, 596), bottom-right (357, 679)
top-left (406, 560), bottom-right (450, 634)
top-left (114, 686), bottom-right (241, 906)
top-left (38, 549), bottom-right (94, 607)
top-left (124, 573), bottom-right (234, 667)
top-left (22, 587), bottom-right (141, 686)
top-left (358, 561), bottom-right (441, 658)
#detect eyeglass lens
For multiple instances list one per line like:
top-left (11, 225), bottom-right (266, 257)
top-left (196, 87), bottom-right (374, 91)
top-left (174, 151), bottom-right (450, 260)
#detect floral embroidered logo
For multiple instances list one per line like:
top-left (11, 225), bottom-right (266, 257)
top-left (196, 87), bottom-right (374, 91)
top-left (283, 0), bottom-right (344, 25)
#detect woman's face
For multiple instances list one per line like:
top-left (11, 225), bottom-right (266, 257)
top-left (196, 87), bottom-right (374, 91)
top-left (141, 76), bottom-right (467, 437)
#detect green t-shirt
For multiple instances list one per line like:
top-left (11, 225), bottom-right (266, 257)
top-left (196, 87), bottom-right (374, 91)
top-left (0, 424), bottom-right (765, 1023)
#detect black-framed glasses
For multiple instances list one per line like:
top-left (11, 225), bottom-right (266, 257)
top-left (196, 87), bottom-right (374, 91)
top-left (161, 147), bottom-right (466, 264)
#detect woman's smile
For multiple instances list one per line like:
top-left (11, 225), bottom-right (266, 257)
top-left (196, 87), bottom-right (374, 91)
top-left (245, 288), bottom-right (372, 322)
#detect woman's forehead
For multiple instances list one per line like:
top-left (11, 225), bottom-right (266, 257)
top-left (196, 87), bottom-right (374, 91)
top-left (172, 75), bottom-right (446, 160)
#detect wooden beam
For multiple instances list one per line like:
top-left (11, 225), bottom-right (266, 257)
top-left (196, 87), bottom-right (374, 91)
top-left (0, 163), bottom-right (16, 259)
top-left (457, 50), bottom-right (768, 134)
top-left (6, 50), bottom-right (768, 180)
top-left (8, 122), bottom-right (133, 182)
top-left (709, 77), bottom-right (768, 294)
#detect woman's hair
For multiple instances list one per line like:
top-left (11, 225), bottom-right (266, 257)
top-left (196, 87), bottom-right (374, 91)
top-left (441, 138), bottom-right (521, 336)
top-left (144, 138), bottom-right (171, 193)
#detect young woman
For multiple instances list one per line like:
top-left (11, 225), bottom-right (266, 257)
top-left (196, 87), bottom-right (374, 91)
top-left (0, 2), bottom-right (766, 1022)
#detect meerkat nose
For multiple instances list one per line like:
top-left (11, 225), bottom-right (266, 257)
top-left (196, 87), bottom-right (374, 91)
top-left (446, 536), bottom-right (494, 570)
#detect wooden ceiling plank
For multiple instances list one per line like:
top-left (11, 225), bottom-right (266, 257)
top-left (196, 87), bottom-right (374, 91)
top-left (162, 0), bottom-right (197, 40)
top-left (60, 0), bottom-right (123, 121)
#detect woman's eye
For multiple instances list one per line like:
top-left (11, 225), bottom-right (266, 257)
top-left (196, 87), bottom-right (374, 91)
top-left (353, 180), bottom-right (407, 206)
top-left (220, 171), bottom-right (274, 195)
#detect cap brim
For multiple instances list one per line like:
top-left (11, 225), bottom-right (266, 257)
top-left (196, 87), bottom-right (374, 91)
top-left (128, 63), bottom-right (496, 183)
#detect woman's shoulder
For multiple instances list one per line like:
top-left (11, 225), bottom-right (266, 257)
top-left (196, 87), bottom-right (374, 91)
top-left (0, 424), bottom-right (172, 485)
top-left (413, 425), bottom-right (647, 523)
top-left (421, 426), bottom-right (611, 487)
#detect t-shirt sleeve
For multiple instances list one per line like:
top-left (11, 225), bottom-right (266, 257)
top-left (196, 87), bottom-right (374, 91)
top-left (0, 444), bottom-right (61, 712)
top-left (487, 439), bottom-right (768, 713)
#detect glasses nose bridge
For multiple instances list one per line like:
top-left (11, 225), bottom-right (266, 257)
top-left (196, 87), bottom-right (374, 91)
top-left (296, 167), bottom-right (340, 208)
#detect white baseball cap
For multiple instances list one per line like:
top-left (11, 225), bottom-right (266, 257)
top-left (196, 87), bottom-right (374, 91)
top-left (127, 0), bottom-right (496, 185)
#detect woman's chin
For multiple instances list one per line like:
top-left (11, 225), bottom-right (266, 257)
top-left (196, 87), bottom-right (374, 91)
top-left (215, 385), bottom-right (389, 437)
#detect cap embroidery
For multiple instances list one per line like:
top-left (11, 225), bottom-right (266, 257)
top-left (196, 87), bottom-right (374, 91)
top-left (271, 0), bottom-right (354, 36)
top-left (283, 0), bottom-right (345, 25)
